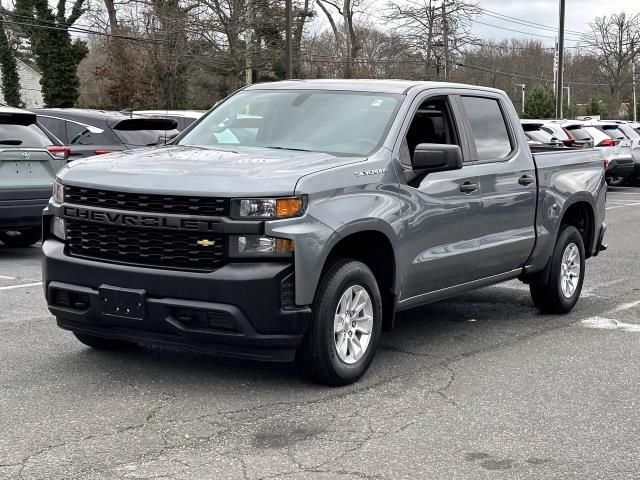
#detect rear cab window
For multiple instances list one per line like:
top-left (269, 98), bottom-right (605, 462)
top-left (460, 96), bottom-right (513, 161)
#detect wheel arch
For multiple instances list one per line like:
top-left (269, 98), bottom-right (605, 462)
top-left (319, 224), bottom-right (400, 331)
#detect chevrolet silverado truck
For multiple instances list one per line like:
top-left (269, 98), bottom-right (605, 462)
top-left (42, 80), bottom-right (607, 385)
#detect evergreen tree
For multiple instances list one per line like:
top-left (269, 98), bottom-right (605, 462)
top-left (524, 85), bottom-right (556, 119)
top-left (0, 15), bottom-right (21, 107)
top-left (585, 95), bottom-right (609, 118)
top-left (14, 0), bottom-right (88, 107)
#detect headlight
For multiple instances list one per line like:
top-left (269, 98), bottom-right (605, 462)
top-left (229, 235), bottom-right (294, 258)
top-left (230, 197), bottom-right (304, 219)
top-left (52, 180), bottom-right (64, 204)
top-left (50, 217), bottom-right (66, 240)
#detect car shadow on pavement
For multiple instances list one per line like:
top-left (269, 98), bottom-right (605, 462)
top-left (50, 282), bottom-right (557, 394)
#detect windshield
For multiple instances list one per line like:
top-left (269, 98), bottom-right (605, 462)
top-left (178, 90), bottom-right (403, 156)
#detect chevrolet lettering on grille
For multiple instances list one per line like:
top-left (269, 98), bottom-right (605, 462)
top-left (62, 206), bottom-right (219, 232)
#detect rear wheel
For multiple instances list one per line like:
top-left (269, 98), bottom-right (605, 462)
top-left (530, 225), bottom-right (585, 314)
top-left (0, 227), bottom-right (41, 248)
top-left (297, 259), bottom-right (383, 386)
top-left (73, 332), bottom-right (138, 351)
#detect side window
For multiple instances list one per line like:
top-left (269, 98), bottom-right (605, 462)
top-left (401, 96), bottom-right (459, 166)
top-left (461, 96), bottom-right (513, 161)
top-left (65, 121), bottom-right (86, 144)
top-left (38, 116), bottom-right (67, 143)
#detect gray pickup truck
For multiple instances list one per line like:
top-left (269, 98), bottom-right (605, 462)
top-left (42, 80), bottom-right (607, 385)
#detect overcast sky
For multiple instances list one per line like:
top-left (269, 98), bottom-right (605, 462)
top-left (470, 0), bottom-right (640, 47)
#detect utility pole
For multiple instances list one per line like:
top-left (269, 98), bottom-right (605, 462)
top-left (555, 0), bottom-right (566, 119)
top-left (245, 0), bottom-right (253, 85)
top-left (442, 1), bottom-right (449, 81)
top-left (633, 60), bottom-right (637, 122)
top-left (515, 84), bottom-right (526, 115)
top-left (285, 0), bottom-right (293, 79)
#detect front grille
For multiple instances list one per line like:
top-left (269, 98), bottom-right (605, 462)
top-left (64, 185), bottom-right (229, 217)
top-left (66, 219), bottom-right (226, 272)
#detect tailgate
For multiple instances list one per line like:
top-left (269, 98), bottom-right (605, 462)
top-left (0, 149), bottom-right (65, 191)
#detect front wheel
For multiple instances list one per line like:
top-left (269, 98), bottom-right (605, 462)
top-left (530, 225), bottom-right (585, 314)
top-left (297, 260), bottom-right (383, 386)
top-left (0, 227), bottom-right (41, 248)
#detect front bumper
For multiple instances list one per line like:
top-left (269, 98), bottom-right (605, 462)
top-left (42, 239), bottom-right (311, 361)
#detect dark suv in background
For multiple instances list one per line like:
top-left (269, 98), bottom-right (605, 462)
top-left (31, 109), bottom-right (180, 160)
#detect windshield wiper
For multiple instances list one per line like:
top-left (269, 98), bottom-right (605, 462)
top-left (261, 146), bottom-right (313, 153)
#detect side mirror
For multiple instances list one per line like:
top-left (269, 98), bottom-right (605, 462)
top-left (411, 143), bottom-right (463, 173)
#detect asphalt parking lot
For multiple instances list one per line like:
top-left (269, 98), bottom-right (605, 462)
top-left (1, 187), bottom-right (640, 480)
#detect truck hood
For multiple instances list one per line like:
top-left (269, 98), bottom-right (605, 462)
top-left (57, 145), bottom-right (365, 196)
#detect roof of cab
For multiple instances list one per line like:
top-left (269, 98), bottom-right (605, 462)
top-left (244, 79), bottom-right (506, 95)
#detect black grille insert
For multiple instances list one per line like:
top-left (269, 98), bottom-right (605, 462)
top-left (64, 185), bottom-right (229, 217)
top-left (66, 219), bottom-right (226, 271)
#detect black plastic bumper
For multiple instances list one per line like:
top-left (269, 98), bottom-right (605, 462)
top-left (42, 239), bottom-right (311, 361)
top-left (606, 160), bottom-right (634, 179)
top-left (0, 189), bottom-right (50, 229)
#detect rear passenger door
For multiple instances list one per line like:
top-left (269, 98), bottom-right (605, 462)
top-left (458, 95), bottom-right (537, 278)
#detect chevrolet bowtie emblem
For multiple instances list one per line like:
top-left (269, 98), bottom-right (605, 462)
top-left (196, 239), bottom-right (216, 247)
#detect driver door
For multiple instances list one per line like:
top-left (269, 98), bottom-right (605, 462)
top-left (396, 93), bottom-right (484, 304)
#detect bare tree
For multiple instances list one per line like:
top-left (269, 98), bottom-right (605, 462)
top-left (385, 0), bottom-right (478, 80)
top-left (315, 0), bottom-right (367, 78)
top-left (586, 12), bottom-right (640, 106)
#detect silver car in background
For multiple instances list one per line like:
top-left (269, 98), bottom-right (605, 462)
top-left (581, 122), bottom-right (634, 186)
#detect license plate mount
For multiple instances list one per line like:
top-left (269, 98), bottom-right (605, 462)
top-left (99, 285), bottom-right (146, 320)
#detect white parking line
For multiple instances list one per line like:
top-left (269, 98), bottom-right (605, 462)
top-left (581, 317), bottom-right (640, 333)
top-left (606, 202), bottom-right (640, 210)
top-left (0, 282), bottom-right (42, 291)
top-left (0, 275), bottom-right (16, 280)
top-left (613, 300), bottom-right (640, 312)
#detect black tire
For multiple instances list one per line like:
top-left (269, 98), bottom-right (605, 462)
top-left (606, 176), bottom-right (626, 187)
top-left (297, 259), bottom-right (383, 386)
top-left (0, 227), bottom-right (41, 248)
top-left (530, 225), bottom-right (585, 314)
top-left (73, 332), bottom-right (138, 351)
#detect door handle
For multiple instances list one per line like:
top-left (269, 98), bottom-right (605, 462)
top-left (459, 182), bottom-right (479, 194)
top-left (518, 175), bottom-right (535, 186)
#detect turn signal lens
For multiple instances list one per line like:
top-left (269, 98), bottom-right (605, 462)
top-left (276, 238), bottom-right (295, 254)
top-left (276, 198), bottom-right (303, 218)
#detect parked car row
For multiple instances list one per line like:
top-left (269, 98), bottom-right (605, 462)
top-left (521, 118), bottom-right (640, 186)
top-left (0, 106), bottom-right (204, 247)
